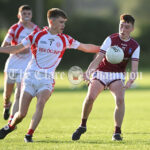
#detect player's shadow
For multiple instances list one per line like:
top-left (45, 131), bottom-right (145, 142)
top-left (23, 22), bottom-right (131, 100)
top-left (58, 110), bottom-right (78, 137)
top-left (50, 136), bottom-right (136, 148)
top-left (35, 131), bottom-right (150, 145)
top-left (35, 139), bottom-right (72, 144)
top-left (35, 139), bottom-right (107, 144)
top-left (35, 139), bottom-right (150, 145)
top-left (125, 132), bottom-right (150, 135)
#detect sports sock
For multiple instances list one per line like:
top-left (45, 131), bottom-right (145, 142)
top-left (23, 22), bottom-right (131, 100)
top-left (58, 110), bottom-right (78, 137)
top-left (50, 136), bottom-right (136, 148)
top-left (27, 129), bottom-right (34, 136)
top-left (80, 118), bottom-right (87, 127)
top-left (8, 124), bottom-right (16, 130)
top-left (8, 115), bottom-right (14, 124)
top-left (114, 126), bottom-right (121, 134)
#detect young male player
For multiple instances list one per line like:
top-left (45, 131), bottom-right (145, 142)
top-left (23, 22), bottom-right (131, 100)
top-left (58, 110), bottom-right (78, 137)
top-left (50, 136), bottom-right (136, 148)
top-left (0, 8), bottom-right (99, 142)
top-left (72, 14), bottom-right (140, 141)
top-left (2, 5), bottom-right (40, 122)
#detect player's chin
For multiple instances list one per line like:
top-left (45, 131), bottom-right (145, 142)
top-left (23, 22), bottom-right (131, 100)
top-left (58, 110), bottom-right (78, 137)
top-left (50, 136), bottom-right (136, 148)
top-left (120, 33), bottom-right (127, 39)
top-left (23, 19), bottom-right (31, 22)
top-left (60, 29), bottom-right (64, 33)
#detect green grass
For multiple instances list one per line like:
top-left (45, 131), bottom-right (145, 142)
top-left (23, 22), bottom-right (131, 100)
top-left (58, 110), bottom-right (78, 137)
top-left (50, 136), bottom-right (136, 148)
top-left (0, 71), bottom-right (150, 150)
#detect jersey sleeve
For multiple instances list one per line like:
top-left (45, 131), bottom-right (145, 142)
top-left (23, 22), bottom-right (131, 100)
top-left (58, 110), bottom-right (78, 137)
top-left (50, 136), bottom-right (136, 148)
top-left (4, 26), bottom-right (15, 43)
top-left (131, 46), bottom-right (140, 61)
top-left (64, 35), bottom-right (80, 49)
top-left (21, 29), bottom-right (39, 48)
top-left (100, 36), bottom-right (111, 54)
top-left (21, 32), bottom-right (34, 48)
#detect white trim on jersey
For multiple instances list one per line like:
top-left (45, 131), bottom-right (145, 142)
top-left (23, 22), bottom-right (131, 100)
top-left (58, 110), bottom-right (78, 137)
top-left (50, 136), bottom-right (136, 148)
top-left (100, 37), bottom-right (111, 52)
top-left (131, 46), bottom-right (140, 59)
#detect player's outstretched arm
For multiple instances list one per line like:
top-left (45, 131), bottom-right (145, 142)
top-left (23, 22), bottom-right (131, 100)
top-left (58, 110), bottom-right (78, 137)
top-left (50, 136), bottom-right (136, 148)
top-left (84, 52), bottom-right (105, 81)
top-left (124, 60), bottom-right (139, 89)
top-left (1, 41), bottom-right (11, 47)
top-left (77, 43), bottom-right (100, 53)
top-left (0, 43), bottom-right (25, 54)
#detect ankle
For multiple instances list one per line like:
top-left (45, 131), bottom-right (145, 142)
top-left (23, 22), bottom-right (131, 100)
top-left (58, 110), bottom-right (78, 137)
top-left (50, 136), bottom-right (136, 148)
top-left (114, 126), bottom-right (121, 134)
top-left (8, 124), bottom-right (16, 130)
top-left (80, 118), bottom-right (87, 127)
top-left (27, 129), bottom-right (34, 136)
top-left (8, 115), bottom-right (14, 124)
top-left (3, 101), bottom-right (11, 108)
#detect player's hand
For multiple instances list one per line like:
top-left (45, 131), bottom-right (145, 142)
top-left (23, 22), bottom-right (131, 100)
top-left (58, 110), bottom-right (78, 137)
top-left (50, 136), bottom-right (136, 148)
top-left (83, 72), bottom-right (91, 83)
top-left (124, 79), bottom-right (134, 89)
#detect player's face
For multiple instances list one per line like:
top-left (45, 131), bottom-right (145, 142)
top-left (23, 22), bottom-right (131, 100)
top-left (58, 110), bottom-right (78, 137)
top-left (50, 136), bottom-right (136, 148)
top-left (119, 21), bottom-right (134, 40)
top-left (18, 10), bottom-right (32, 22)
top-left (51, 17), bottom-right (67, 33)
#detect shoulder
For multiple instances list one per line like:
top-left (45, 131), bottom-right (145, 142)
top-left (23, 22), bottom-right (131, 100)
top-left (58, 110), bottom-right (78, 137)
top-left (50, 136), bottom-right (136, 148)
top-left (109, 33), bottom-right (119, 39)
top-left (9, 23), bottom-right (19, 31)
top-left (31, 22), bottom-right (41, 31)
top-left (60, 33), bottom-right (74, 44)
top-left (32, 29), bottom-right (48, 43)
top-left (130, 38), bottom-right (140, 47)
top-left (60, 33), bottom-right (74, 41)
top-left (34, 25), bottom-right (40, 30)
top-left (59, 33), bottom-right (70, 38)
top-left (35, 29), bottom-right (48, 36)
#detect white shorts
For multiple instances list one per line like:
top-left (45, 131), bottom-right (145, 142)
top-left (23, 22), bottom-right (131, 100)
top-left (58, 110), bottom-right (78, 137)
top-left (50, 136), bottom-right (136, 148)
top-left (22, 71), bottom-right (55, 97)
top-left (5, 70), bottom-right (24, 83)
top-left (4, 53), bottom-right (31, 73)
top-left (92, 71), bottom-right (125, 87)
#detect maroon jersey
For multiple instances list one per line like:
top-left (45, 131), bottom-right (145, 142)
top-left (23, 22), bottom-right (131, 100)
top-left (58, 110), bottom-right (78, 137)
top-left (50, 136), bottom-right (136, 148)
top-left (98, 33), bottom-right (140, 72)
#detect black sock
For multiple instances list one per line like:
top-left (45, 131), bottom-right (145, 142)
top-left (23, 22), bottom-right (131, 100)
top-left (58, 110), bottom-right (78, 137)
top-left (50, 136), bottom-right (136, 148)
top-left (114, 126), bottom-right (121, 134)
top-left (80, 119), bottom-right (87, 127)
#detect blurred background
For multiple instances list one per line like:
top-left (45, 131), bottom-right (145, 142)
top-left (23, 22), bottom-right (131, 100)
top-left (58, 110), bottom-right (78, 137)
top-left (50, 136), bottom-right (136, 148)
top-left (0, 0), bottom-right (149, 71)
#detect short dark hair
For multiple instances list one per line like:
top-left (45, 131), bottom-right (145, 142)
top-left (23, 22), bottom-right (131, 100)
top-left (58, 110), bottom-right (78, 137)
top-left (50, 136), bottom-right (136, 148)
top-left (120, 14), bottom-right (135, 25)
top-left (18, 5), bottom-right (32, 13)
top-left (47, 8), bottom-right (67, 20)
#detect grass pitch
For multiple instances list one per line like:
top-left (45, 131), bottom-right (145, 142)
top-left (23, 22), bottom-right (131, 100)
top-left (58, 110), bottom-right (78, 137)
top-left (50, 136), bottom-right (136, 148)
top-left (0, 71), bottom-right (150, 150)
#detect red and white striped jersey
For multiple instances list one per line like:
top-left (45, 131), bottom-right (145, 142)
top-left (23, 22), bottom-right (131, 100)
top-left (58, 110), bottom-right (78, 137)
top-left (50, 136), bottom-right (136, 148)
top-left (5, 22), bottom-right (40, 45)
top-left (98, 33), bottom-right (140, 72)
top-left (4, 22), bottom-right (40, 73)
top-left (22, 28), bottom-right (80, 75)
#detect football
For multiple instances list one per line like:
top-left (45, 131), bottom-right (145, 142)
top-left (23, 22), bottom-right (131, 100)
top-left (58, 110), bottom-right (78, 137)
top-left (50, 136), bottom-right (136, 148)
top-left (106, 46), bottom-right (124, 64)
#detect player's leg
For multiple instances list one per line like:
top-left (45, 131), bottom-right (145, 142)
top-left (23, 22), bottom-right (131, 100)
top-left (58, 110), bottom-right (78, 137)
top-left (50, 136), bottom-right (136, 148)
top-left (0, 91), bottom-right (33, 139)
top-left (8, 82), bottom-right (21, 124)
top-left (24, 89), bottom-right (51, 142)
top-left (81, 80), bottom-right (105, 123)
top-left (3, 72), bottom-right (15, 120)
top-left (109, 80), bottom-right (125, 141)
top-left (11, 91), bottom-right (33, 126)
top-left (72, 79), bottom-right (105, 140)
